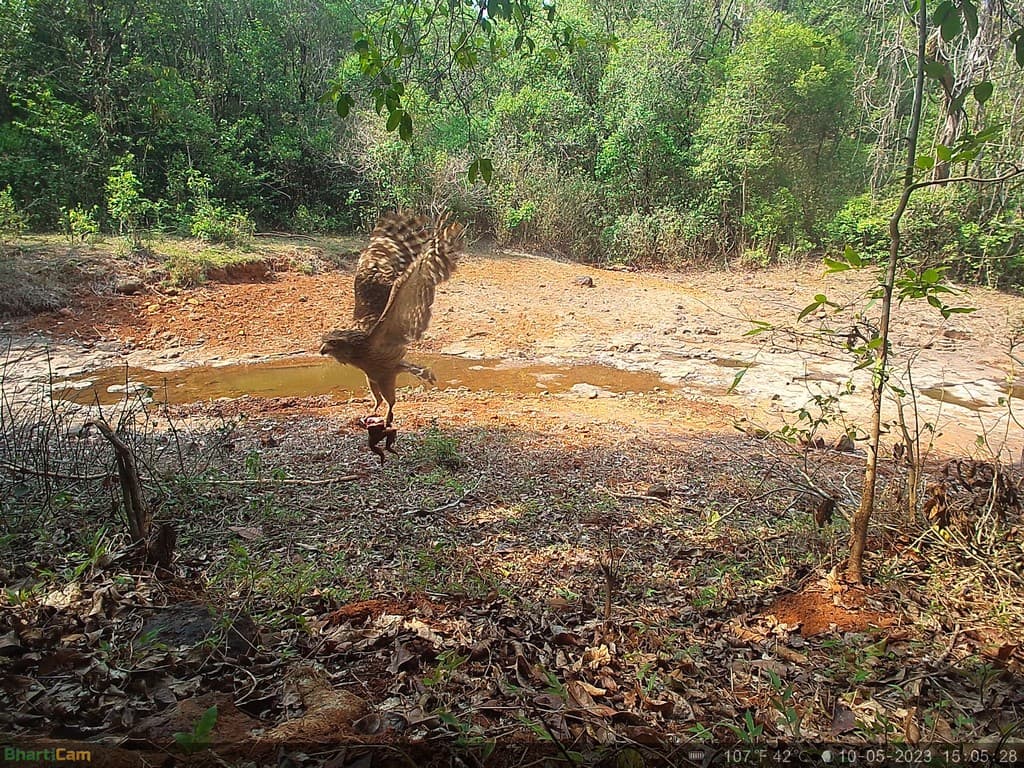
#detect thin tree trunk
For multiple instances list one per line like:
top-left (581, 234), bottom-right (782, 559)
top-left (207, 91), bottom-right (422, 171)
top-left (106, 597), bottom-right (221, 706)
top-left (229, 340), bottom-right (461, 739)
top-left (933, 0), bottom-right (1003, 180)
top-left (847, 0), bottom-right (928, 585)
top-left (88, 419), bottom-right (150, 545)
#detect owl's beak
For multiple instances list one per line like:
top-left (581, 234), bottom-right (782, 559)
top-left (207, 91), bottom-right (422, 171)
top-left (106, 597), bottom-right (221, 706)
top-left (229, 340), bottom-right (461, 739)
top-left (318, 343), bottom-right (328, 355)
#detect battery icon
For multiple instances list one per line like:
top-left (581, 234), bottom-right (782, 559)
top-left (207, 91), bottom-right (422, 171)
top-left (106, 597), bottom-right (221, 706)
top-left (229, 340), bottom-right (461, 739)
top-left (688, 751), bottom-right (705, 762)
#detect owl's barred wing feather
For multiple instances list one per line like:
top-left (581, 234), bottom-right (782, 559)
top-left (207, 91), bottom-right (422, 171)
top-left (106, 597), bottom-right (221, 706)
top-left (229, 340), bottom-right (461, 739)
top-left (369, 216), bottom-right (463, 345)
top-left (352, 212), bottom-right (433, 326)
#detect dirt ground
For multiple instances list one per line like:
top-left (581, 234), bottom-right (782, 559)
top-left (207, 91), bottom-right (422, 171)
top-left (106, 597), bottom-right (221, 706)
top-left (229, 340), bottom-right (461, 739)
top-left (3, 236), bottom-right (1024, 763)
top-left (10, 237), bottom-right (1024, 456)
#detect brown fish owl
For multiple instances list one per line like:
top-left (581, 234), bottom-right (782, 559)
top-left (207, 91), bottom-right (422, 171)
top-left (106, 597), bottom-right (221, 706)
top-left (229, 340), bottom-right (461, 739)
top-left (319, 212), bottom-right (463, 427)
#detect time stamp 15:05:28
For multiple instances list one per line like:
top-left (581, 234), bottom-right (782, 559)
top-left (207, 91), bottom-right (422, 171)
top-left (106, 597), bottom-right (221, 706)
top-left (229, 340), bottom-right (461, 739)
top-left (720, 746), bottom-right (1023, 766)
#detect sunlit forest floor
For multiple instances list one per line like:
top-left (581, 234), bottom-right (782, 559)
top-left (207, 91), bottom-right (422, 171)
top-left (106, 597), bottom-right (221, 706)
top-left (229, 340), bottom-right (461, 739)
top-left (2, 235), bottom-right (1023, 766)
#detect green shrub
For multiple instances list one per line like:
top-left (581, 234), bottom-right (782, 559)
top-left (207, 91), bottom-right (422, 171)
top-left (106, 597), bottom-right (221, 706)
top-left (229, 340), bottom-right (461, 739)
top-left (105, 154), bottom-right (149, 242)
top-left (741, 187), bottom-right (805, 259)
top-left (190, 201), bottom-right (255, 244)
top-left (63, 205), bottom-right (100, 242)
top-left (489, 167), bottom-right (604, 258)
top-left (0, 186), bottom-right (27, 237)
top-left (600, 207), bottom-right (710, 268)
top-left (502, 201), bottom-right (538, 238)
top-left (828, 188), bottom-right (1024, 289)
top-left (291, 204), bottom-right (328, 234)
top-left (827, 193), bottom-right (889, 260)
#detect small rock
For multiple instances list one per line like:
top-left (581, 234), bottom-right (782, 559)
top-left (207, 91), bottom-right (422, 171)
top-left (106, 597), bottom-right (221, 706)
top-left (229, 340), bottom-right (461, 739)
top-left (943, 329), bottom-right (971, 341)
top-left (107, 382), bottom-right (150, 395)
top-left (833, 434), bottom-right (855, 452)
top-left (647, 483), bottom-right (671, 499)
top-left (574, 275), bottom-right (595, 288)
top-left (569, 383), bottom-right (602, 399)
top-left (115, 278), bottom-right (145, 295)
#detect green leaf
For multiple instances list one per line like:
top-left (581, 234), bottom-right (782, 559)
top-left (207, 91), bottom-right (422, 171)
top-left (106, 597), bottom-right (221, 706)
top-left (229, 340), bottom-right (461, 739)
top-left (195, 706), bottom-right (218, 738)
top-left (961, 0), bottom-right (979, 37)
top-left (924, 61), bottom-right (950, 82)
top-left (916, 155), bottom-right (935, 170)
top-left (941, 11), bottom-right (963, 42)
top-left (932, 0), bottom-right (954, 24)
top-left (954, 147), bottom-right (979, 163)
top-left (935, 144), bottom-right (952, 163)
top-left (845, 244), bottom-right (863, 267)
top-left (744, 321), bottom-right (772, 337)
top-left (727, 366), bottom-right (749, 395)
top-left (798, 299), bottom-right (823, 321)
top-left (823, 257), bottom-right (850, 273)
top-left (972, 81), bottom-right (994, 104)
top-left (479, 158), bottom-right (493, 183)
top-left (921, 267), bottom-right (941, 284)
top-left (1012, 29), bottom-right (1024, 68)
top-left (318, 84), bottom-right (339, 104)
top-left (975, 124), bottom-right (1003, 142)
top-left (385, 109), bottom-right (402, 132)
top-left (398, 113), bottom-right (413, 142)
top-left (468, 158), bottom-right (493, 184)
top-left (335, 93), bottom-right (354, 118)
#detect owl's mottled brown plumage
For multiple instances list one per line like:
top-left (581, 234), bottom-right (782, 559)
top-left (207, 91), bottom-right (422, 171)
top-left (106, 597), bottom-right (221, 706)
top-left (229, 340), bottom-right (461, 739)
top-left (320, 212), bottom-right (463, 428)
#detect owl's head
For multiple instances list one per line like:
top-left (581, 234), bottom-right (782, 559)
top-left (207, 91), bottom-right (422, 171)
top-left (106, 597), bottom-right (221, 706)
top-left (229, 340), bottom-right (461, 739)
top-left (319, 329), bottom-right (366, 362)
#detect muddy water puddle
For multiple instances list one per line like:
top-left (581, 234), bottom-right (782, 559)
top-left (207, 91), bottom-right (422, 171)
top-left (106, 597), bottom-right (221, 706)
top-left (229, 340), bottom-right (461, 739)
top-left (919, 386), bottom-right (992, 412)
top-left (55, 355), bottom-right (674, 406)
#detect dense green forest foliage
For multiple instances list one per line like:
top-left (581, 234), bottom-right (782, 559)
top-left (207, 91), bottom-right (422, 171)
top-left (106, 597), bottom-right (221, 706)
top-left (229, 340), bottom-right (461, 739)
top-left (2, 0), bottom-right (1022, 281)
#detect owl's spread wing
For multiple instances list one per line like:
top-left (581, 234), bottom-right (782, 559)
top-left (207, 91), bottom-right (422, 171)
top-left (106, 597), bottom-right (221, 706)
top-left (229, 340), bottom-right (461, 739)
top-left (352, 213), bottom-right (432, 326)
top-left (369, 216), bottom-right (463, 346)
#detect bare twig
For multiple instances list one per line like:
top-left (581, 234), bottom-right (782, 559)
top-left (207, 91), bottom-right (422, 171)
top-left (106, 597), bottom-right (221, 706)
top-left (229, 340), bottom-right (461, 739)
top-left (185, 475), bottom-right (360, 486)
top-left (0, 459), bottom-right (110, 482)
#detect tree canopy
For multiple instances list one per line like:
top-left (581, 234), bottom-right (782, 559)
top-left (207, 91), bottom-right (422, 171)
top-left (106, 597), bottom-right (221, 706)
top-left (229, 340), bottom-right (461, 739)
top-left (2, 0), bottom-right (1023, 282)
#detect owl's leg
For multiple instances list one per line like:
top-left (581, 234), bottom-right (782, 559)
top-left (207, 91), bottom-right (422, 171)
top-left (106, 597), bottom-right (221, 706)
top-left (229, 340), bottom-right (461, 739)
top-left (366, 376), bottom-right (384, 414)
top-left (379, 374), bottom-right (398, 428)
top-left (399, 360), bottom-right (436, 385)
